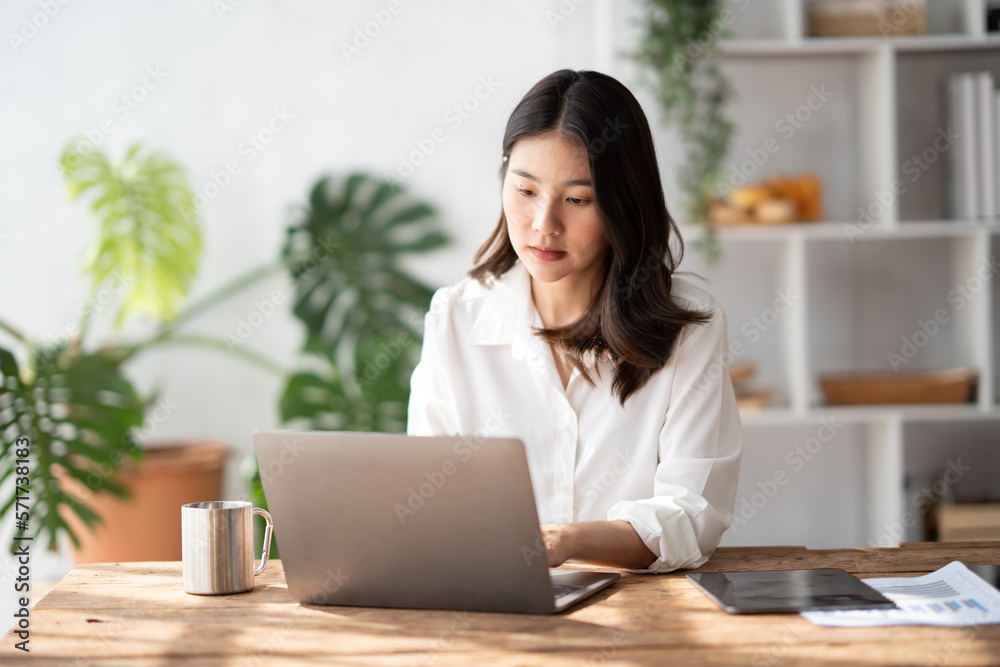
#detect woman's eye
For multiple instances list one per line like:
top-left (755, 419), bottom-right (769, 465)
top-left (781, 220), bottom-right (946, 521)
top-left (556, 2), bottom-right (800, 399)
top-left (567, 197), bottom-right (588, 206)
top-left (517, 187), bottom-right (534, 197)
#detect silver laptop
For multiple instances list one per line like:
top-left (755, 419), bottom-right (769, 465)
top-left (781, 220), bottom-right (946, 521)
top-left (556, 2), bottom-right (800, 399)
top-left (252, 430), bottom-right (620, 614)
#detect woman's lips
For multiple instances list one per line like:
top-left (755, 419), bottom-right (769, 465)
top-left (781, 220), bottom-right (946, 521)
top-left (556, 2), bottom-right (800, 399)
top-left (530, 246), bottom-right (567, 262)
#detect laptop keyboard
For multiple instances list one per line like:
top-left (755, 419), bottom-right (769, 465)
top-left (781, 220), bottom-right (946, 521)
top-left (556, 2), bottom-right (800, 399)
top-left (552, 583), bottom-right (584, 599)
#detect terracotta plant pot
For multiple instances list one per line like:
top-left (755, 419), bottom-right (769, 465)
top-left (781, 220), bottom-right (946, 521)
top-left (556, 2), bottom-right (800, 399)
top-left (59, 441), bottom-right (230, 563)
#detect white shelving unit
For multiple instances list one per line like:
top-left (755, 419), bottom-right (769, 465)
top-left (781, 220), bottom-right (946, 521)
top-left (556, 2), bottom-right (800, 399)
top-left (678, 0), bottom-right (1000, 548)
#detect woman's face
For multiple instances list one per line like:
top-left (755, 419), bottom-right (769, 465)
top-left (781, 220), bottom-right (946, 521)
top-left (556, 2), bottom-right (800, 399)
top-left (503, 132), bottom-right (608, 292)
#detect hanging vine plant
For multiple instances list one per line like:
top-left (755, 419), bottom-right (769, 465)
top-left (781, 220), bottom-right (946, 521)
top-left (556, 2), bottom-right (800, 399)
top-left (635, 0), bottom-right (735, 261)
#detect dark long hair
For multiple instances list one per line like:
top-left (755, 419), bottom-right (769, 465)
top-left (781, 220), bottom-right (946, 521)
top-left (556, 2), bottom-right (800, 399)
top-left (469, 69), bottom-right (709, 405)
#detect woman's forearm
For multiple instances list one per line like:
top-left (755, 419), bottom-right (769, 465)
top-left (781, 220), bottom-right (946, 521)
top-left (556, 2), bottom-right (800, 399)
top-left (542, 520), bottom-right (657, 570)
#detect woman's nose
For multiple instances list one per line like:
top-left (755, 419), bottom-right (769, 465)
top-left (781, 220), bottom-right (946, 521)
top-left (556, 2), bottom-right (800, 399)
top-left (530, 198), bottom-right (561, 235)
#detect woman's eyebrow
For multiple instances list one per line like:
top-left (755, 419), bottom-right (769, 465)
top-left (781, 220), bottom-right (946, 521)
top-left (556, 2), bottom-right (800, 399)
top-left (511, 168), bottom-right (592, 187)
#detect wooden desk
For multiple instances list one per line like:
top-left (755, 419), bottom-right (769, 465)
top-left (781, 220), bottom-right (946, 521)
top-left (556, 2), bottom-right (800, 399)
top-left (3, 542), bottom-right (999, 666)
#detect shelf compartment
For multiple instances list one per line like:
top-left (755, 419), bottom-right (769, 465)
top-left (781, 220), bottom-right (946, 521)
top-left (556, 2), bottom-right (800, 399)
top-left (720, 0), bottom-right (993, 45)
top-left (804, 237), bottom-right (985, 406)
top-left (723, 0), bottom-right (795, 42)
top-left (901, 419), bottom-right (1000, 542)
top-left (895, 49), bottom-right (1000, 222)
top-left (689, 240), bottom-right (797, 409)
top-left (720, 423), bottom-right (870, 549)
top-left (719, 55), bottom-right (869, 224)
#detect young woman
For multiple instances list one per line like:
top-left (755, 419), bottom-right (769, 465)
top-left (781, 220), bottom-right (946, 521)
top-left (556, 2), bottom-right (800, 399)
top-left (407, 69), bottom-right (742, 573)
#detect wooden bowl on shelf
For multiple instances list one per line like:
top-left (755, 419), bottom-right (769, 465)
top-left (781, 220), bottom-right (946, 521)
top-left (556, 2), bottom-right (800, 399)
top-left (808, 0), bottom-right (927, 37)
top-left (728, 363), bottom-right (777, 412)
top-left (819, 367), bottom-right (976, 406)
top-left (729, 362), bottom-right (757, 384)
top-left (736, 388), bottom-right (778, 412)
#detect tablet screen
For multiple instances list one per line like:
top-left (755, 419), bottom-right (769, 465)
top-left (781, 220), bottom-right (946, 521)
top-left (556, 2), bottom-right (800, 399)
top-left (687, 568), bottom-right (898, 614)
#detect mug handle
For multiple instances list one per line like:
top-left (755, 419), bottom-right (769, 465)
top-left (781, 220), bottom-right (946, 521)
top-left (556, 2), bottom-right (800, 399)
top-left (253, 507), bottom-right (274, 576)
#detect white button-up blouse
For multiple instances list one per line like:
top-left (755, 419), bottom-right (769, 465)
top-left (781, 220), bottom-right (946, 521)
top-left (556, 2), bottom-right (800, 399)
top-left (406, 261), bottom-right (743, 573)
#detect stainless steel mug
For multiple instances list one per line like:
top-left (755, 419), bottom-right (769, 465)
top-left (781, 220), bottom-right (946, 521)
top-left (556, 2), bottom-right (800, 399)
top-left (182, 501), bottom-right (273, 595)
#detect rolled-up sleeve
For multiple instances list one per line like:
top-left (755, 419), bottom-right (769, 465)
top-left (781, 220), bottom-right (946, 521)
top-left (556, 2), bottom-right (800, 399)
top-left (407, 288), bottom-right (461, 437)
top-left (607, 307), bottom-right (743, 573)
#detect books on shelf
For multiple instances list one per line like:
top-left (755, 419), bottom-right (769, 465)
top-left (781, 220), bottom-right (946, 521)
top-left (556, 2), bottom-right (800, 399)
top-left (976, 72), bottom-right (996, 220)
top-left (947, 71), bottom-right (999, 221)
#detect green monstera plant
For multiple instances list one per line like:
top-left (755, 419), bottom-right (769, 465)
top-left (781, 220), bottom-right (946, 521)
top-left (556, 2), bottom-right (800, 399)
top-left (0, 142), bottom-right (282, 552)
top-left (281, 173), bottom-right (447, 431)
top-left (0, 143), bottom-right (201, 551)
top-left (0, 345), bottom-right (147, 551)
top-left (248, 173), bottom-right (450, 553)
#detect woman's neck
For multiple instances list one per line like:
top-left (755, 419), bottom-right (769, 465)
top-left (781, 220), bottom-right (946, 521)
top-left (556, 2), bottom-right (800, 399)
top-left (530, 272), bottom-right (602, 330)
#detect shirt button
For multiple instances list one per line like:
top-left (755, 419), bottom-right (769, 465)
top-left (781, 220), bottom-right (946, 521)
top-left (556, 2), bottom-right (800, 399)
top-left (559, 480), bottom-right (571, 494)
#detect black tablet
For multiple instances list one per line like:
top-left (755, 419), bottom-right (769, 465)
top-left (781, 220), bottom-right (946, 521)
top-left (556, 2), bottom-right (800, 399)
top-left (686, 568), bottom-right (898, 614)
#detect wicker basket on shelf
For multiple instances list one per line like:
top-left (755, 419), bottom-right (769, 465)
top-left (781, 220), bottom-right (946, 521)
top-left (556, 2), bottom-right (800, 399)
top-left (808, 0), bottom-right (927, 37)
top-left (820, 367), bottom-right (976, 405)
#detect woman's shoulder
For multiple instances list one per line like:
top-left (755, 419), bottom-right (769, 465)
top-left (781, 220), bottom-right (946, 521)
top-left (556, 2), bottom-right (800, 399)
top-left (424, 272), bottom-right (510, 330)
top-left (428, 275), bottom-right (491, 311)
top-left (669, 273), bottom-right (723, 317)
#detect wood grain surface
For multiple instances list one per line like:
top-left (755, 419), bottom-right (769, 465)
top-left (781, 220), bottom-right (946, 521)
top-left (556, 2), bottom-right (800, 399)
top-left (2, 542), bottom-right (999, 666)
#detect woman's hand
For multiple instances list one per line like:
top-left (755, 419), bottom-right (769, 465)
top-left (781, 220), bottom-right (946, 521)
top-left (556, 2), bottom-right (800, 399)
top-left (541, 523), bottom-right (575, 567)
top-left (540, 520), bottom-right (657, 570)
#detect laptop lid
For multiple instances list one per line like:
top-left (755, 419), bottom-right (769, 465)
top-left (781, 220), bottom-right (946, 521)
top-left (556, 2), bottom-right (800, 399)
top-left (253, 430), bottom-right (559, 614)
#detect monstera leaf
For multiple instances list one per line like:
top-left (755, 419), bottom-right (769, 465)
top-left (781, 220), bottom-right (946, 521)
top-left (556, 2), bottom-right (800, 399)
top-left (250, 175), bottom-right (448, 555)
top-left (60, 142), bottom-right (202, 328)
top-left (283, 173), bottom-right (448, 368)
top-left (0, 344), bottom-right (146, 551)
top-left (279, 332), bottom-right (416, 433)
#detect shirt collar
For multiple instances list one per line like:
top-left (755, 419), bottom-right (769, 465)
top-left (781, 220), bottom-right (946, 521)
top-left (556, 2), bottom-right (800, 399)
top-left (466, 262), bottom-right (539, 361)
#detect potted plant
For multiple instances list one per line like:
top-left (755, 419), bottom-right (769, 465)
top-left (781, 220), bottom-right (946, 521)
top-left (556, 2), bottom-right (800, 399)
top-left (634, 0), bottom-right (735, 261)
top-left (0, 141), bottom-right (285, 559)
top-left (246, 172), bottom-right (450, 555)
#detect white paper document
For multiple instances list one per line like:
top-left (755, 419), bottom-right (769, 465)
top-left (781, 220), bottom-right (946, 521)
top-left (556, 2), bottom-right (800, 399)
top-left (802, 561), bottom-right (1000, 627)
